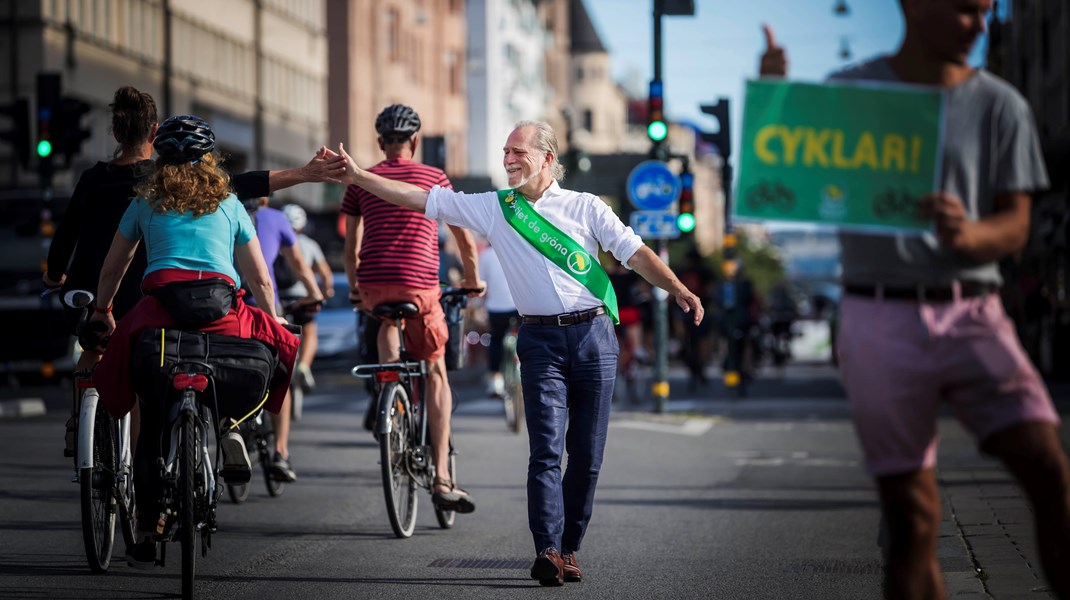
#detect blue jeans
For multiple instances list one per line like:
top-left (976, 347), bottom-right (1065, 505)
top-left (516, 314), bottom-right (618, 553)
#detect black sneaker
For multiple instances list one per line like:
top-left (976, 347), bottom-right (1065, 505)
top-left (125, 540), bottom-right (158, 570)
top-left (270, 452), bottom-right (297, 482)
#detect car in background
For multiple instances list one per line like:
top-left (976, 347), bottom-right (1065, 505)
top-left (314, 272), bottom-right (360, 359)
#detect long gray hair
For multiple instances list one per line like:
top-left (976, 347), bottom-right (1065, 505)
top-left (514, 120), bottom-right (565, 181)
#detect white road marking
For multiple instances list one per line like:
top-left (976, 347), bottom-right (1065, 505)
top-left (610, 419), bottom-right (714, 437)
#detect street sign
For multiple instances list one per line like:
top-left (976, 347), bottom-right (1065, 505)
top-left (629, 210), bottom-right (680, 240)
top-left (626, 160), bottom-right (681, 210)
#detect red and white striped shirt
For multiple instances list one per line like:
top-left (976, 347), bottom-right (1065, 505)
top-left (340, 158), bottom-right (451, 289)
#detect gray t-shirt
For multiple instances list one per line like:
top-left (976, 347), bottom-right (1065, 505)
top-left (280, 233), bottom-right (325, 298)
top-left (830, 57), bottom-right (1049, 286)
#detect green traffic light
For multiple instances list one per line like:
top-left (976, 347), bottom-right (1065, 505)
top-left (647, 120), bottom-right (668, 142)
top-left (677, 213), bottom-right (695, 232)
top-left (36, 139), bottom-right (52, 157)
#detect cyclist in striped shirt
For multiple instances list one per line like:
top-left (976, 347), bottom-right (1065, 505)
top-left (341, 104), bottom-right (484, 514)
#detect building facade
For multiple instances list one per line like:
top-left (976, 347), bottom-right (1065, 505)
top-left (326, 0), bottom-right (468, 182)
top-left (1, 0), bottom-right (329, 205)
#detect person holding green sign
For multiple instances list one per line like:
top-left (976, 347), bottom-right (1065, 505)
top-left (761, 2), bottom-right (1070, 598)
top-left (335, 121), bottom-right (703, 586)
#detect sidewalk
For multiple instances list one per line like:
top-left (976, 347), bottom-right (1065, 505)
top-left (612, 363), bottom-right (1068, 598)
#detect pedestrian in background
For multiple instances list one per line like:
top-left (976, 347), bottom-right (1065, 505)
top-left (761, 0), bottom-right (1070, 596)
top-left (479, 244), bottom-right (519, 398)
top-left (335, 119), bottom-right (703, 586)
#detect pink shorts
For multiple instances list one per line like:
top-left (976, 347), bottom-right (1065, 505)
top-left (837, 290), bottom-right (1058, 477)
top-left (358, 283), bottom-right (447, 362)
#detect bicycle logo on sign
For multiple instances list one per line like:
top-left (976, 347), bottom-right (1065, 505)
top-left (872, 187), bottom-right (921, 221)
top-left (745, 180), bottom-right (796, 212)
top-left (635, 177), bottom-right (675, 202)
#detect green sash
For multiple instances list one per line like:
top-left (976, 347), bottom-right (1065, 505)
top-left (496, 189), bottom-right (619, 324)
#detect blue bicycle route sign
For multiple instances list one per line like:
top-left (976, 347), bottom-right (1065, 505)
top-left (626, 160), bottom-right (681, 211)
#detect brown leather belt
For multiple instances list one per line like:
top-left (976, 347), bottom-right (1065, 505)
top-left (844, 281), bottom-right (999, 302)
top-left (521, 306), bottom-right (606, 326)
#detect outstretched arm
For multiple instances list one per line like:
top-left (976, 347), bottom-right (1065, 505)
top-left (268, 145), bottom-right (347, 192)
top-left (89, 231), bottom-right (140, 334)
top-left (626, 245), bottom-right (704, 326)
top-left (338, 143), bottom-right (430, 213)
top-left (448, 224), bottom-right (485, 296)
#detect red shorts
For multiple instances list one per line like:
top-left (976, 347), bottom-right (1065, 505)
top-left (618, 306), bottom-right (642, 327)
top-left (358, 283), bottom-right (447, 362)
top-left (837, 290), bottom-right (1058, 477)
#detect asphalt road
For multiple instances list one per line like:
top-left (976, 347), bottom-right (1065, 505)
top-left (0, 362), bottom-right (1065, 599)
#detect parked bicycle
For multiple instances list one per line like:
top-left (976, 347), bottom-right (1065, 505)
top-left (225, 409), bottom-right (284, 503)
top-left (131, 325), bottom-right (294, 599)
top-left (54, 288), bottom-right (137, 572)
top-left (351, 287), bottom-right (478, 538)
top-left (500, 316), bottom-right (524, 434)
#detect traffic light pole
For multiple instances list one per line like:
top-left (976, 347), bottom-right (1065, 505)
top-left (650, 2), bottom-right (669, 414)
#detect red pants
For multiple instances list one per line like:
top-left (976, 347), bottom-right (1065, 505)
top-left (95, 269), bottom-right (299, 419)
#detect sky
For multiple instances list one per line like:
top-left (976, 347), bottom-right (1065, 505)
top-left (584, 0), bottom-right (993, 158)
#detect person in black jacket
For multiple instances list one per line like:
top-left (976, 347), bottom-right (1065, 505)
top-left (44, 85), bottom-right (345, 455)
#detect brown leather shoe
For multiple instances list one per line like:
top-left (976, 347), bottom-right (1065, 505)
top-left (562, 551), bottom-right (583, 582)
top-left (530, 548), bottom-right (564, 586)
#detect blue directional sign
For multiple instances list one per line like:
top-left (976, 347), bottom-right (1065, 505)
top-left (629, 210), bottom-right (681, 240)
top-left (626, 160), bottom-right (681, 210)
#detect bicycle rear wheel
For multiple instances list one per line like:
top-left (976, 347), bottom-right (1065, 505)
top-left (80, 397), bottom-right (118, 572)
top-left (290, 379), bottom-right (304, 422)
top-left (180, 411), bottom-right (199, 600)
top-left (379, 383), bottom-right (417, 538)
top-left (258, 416), bottom-right (285, 497)
top-left (116, 415), bottom-right (137, 549)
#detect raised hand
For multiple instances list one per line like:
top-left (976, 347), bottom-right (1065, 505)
top-left (759, 24), bottom-right (788, 78)
top-left (300, 145), bottom-right (347, 184)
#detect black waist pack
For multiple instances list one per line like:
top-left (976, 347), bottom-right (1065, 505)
top-left (149, 278), bottom-right (236, 325)
top-left (132, 328), bottom-right (281, 419)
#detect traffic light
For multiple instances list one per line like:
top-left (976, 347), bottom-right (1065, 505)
top-left (0, 97), bottom-right (31, 168)
top-left (700, 98), bottom-right (731, 160)
top-left (677, 170), bottom-right (695, 232)
top-left (53, 95), bottom-right (92, 166)
top-left (36, 73), bottom-right (60, 185)
top-left (647, 79), bottom-right (668, 159)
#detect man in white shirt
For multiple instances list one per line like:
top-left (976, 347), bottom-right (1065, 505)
top-left (335, 120), bottom-right (703, 586)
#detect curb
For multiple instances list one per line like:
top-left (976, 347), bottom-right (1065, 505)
top-left (0, 398), bottom-right (47, 419)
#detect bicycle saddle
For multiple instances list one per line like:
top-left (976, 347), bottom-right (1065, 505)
top-left (372, 302), bottom-right (420, 320)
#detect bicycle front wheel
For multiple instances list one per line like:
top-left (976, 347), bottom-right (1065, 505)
top-left (79, 396), bottom-right (118, 572)
top-left (379, 383), bottom-right (417, 538)
top-left (180, 411), bottom-right (199, 600)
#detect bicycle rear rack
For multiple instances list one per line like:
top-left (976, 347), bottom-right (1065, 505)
top-left (351, 361), bottom-right (425, 379)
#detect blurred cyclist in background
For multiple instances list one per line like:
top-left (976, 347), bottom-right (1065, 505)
top-left (280, 203), bottom-right (335, 392)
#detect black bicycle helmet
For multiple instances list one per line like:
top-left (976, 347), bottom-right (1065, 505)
top-left (154, 115), bottom-right (215, 164)
top-left (374, 104), bottom-right (421, 136)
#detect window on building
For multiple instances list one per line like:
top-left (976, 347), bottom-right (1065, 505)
top-left (386, 8), bottom-right (400, 62)
top-left (583, 109), bottom-right (593, 133)
top-left (446, 50), bottom-right (462, 95)
top-left (575, 65), bottom-right (584, 81)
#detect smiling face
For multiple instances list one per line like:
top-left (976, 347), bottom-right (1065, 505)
top-left (502, 125), bottom-right (552, 196)
top-left (904, 0), bottom-right (991, 65)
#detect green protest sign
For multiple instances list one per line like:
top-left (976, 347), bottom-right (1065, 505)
top-left (736, 80), bottom-right (944, 233)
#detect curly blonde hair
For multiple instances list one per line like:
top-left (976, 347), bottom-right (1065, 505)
top-left (134, 152), bottom-right (232, 216)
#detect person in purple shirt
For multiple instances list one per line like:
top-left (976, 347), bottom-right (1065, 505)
top-left (242, 196), bottom-right (324, 482)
